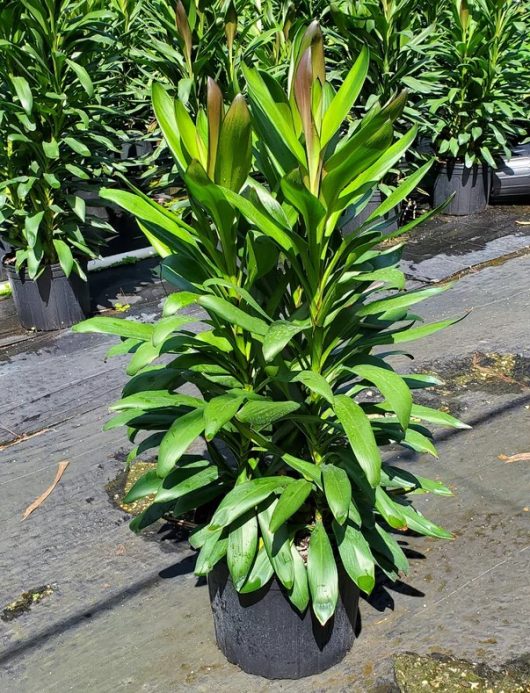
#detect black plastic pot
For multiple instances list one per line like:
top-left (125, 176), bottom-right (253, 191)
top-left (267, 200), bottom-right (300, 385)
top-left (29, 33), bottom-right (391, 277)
top-left (433, 162), bottom-right (491, 215)
top-left (5, 260), bottom-right (90, 331)
top-left (208, 560), bottom-right (359, 679)
top-left (341, 189), bottom-right (399, 236)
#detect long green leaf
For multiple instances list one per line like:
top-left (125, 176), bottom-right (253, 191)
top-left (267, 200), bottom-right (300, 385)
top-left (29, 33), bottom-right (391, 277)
top-left (307, 520), bottom-right (338, 625)
top-left (334, 395), bottom-right (381, 487)
top-left (210, 477), bottom-right (291, 529)
top-left (157, 408), bottom-right (205, 477)
top-left (321, 47), bottom-right (369, 146)
top-left (228, 511), bottom-right (259, 590)
top-left (333, 519), bottom-right (375, 594)
top-left (198, 294), bottom-right (269, 336)
top-left (269, 479), bottom-right (312, 532)
top-left (322, 464), bottom-right (351, 525)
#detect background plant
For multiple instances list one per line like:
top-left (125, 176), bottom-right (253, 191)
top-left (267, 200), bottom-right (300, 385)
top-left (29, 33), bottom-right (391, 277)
top-left (0, 0), bottom-right (122, 279)
top-left (423, 0), bottom-right (530, 168)
top-left (75, 25), bottom-right (467, 624)
top-left (330, 0), bottom-right (439, 124)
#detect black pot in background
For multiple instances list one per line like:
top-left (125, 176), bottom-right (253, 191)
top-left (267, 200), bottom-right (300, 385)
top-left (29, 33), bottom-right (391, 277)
top-left (208, 560), bottom-right (359, 679)
top-left (4, 260), bottom-right (90, 331)
top-left (341, 189), bottom-right (399, 236)
top-left (433, 162), bottom-right (491, 215)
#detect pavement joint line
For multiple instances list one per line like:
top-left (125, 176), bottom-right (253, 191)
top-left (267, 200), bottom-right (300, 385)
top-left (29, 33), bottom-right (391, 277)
top-left (0, 365), bottom-right (124, 417)
top-left (426, 544), bottom-right (529, 612)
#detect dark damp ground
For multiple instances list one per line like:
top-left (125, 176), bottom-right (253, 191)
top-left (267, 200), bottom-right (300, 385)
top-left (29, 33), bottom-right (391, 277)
top-left (1, 206), bottom-right (529, 691)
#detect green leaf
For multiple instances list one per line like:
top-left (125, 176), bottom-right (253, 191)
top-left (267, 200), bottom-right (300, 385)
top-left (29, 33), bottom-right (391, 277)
top-left (334, 395), bottom-right (381, 487)
top-left (350, 363), bottom-right (412, 429)
top-left (215, 95), bottom-right (252, 192)
top-left (162, 292), bottom-right (198, 316)
top-left (240, 545), bottom-right (274, 593)
top-left (204, 394), bottom-right (245, 441)
top-left (195, 528), bottom-right (228, 575)
top-left (210, 477), bottom-right (292, 529)
top-left (375, 487), bottom-right (407, 529)
top-left (288, 543), bottom-right (310, 612)
top-left (100, 188), bottom-right (195, 247)
top-left (382, 466), bottom-right (452, 497)
top-left (110, 391), bottom-right (202, 412)
top-left (123, 468), bottom-right (161, 503)
top-left (243, 65), bottom-right (306, 165)
top-left (220, 187), bottom-right (296, 254)
top-left (410, 404), bottom-right (470, 429)
top-left (307, 520), bottom-right (338, 625)
top-left (152, 82), bottom-right (186, 170)
top-left (398, 504), bottom-right (453, 539)
top-left (155, 462), bottom-right (218, 502)
top-left (257, 499), bottom-right (294, 590)
top-left (263, 321), bottom-right (305, 361)
top-left (198, 294), bottom-right (269, 336)
top-left (24, 211), bottom-right (44, 248)
top-left (322, 464), bottom-right (351, 525)
top-left (151, 314), bottom-right (196, 347)
top-left (66, 59), bottom-right (94, 96)
top-left (367, 523), bottom-right (409, 575)
top-left (321, 47), bottom-right (369, 147)
top-left (292, 371), bottom-right (334, 404)
top-left (236, 400), bottom-right (300, 427)
top-left (11, 75), bottom-right (33, 115)
top-left (42, 138), bottom-right (59, 159)
top-left (228, 511), bottom-right (259, 590)
top-left (269, 479), bottom-right (312, 532)
top-left (65, 164), bottom-right (89, 180)
top-left (333, 519), bottom-right (375, 594)
top-left (64, 137), bottom-right (90, 157)
top-left (157, 408), bottom-right (205, 477)
top-left (53, 240), bottom-right (74, 277)
top-left (282, 453), bottom-right (322, 487)
top-left (357, 284), bottom-right (452, 318)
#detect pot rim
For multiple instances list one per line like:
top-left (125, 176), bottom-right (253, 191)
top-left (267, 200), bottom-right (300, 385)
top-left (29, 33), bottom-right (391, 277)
top-left (3, 256), bottom-right (88, 280)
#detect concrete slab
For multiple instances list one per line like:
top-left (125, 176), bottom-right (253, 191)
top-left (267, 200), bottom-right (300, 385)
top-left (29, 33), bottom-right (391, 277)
top-left (402, 204), bottom-right (530, 282)
top-left (1, 215), bottom-right (529, 691)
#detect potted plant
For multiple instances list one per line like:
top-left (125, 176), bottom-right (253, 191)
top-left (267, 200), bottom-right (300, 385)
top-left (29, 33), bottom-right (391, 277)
top-left (330, 1), bottom-right (439, 235)
top-left (0, 0), bottom-right (117, 330)
top-left (425, 0), bottom-right (529, 215)
top-left (74, 24), bottom-right (468, 679)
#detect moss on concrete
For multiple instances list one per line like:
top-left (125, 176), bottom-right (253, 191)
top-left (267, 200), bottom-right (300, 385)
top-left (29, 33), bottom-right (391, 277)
top-left (394, 653), bottom-right (530, 692)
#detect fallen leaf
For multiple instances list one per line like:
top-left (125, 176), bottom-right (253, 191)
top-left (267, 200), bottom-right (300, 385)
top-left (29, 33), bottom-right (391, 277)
top-left (499, 452), bottom-right (530, 464)
top-left (498, 452), bottom-right (530, 464)
top-left (22, 461), bottom-right (70, 520)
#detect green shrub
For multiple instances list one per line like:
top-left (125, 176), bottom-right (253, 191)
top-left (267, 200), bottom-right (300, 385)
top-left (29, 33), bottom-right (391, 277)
top-left (0, 0), bottom-right (119, 278)
top-left (75, 25), bottom-right (468, 624)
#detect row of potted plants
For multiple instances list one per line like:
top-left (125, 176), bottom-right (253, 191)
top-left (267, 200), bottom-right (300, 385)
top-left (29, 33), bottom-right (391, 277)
top-left (73, 24), bottom-right (470, 678)
top-left (1, 0), bottom-right (529, 332)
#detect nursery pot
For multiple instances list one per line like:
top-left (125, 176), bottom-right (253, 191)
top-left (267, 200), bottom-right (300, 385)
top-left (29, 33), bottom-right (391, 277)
top-left (433, 161), bottom-right (491, 215)
top-left (4, 260), bottom-right (90, 331)
top-left (208, 560), bottom-right (359, 679)
top-left (341, 189), bottom-right (399, 236)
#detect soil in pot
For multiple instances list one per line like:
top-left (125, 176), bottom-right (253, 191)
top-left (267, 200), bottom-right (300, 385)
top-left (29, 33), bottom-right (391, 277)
top-left (341, 189), bottom-right (399, 236)
top-left (433, 162), bottom-right (491, 215)
top-left (4, 259), bottom-right (90, 331)
top-left (208, 560), bottom-right (359, 679)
